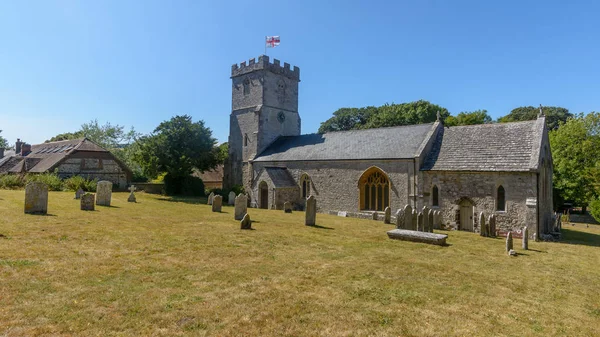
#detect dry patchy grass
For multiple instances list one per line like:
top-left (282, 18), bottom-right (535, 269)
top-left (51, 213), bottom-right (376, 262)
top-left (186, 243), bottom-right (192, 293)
top-left (0, 190), bottom-right (599, 336)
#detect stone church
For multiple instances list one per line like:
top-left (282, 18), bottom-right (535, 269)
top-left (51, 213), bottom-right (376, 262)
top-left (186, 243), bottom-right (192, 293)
top-left (224, 55), bottom-right (554, 238)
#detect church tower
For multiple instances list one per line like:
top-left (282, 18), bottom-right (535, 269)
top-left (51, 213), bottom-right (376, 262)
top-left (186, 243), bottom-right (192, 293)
top-left (224, 55), bottom-right (301, 190)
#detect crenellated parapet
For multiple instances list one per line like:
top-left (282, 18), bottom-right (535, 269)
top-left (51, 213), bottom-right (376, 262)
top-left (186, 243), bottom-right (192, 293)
top-left (231, 55), bottom-right (300, 80)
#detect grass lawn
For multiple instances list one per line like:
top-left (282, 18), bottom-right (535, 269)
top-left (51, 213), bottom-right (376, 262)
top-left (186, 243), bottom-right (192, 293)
top-left (1, 190), bottom-right (599, 336)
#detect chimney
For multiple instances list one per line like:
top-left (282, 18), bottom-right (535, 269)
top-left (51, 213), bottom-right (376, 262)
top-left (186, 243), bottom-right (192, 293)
top-left (21, 144), bottom-right (31, 156)
top-left (15, 139), bottom-right (22, 155)
top-left (0, 148), bottom-right (4, 158)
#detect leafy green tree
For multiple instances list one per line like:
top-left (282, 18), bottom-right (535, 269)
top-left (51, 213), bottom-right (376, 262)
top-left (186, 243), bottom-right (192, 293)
top-left (217, 142), bottom-right (229, 165)
top-left (133, 115), bottom-right (219, 194)
top-left (549, 112), bottom-right (600, 213)
top-left (444, 110), bottom-right (492, 126)
top-left (46, 131), bottom-right (85, 142)
top-left (0, 130), bottom-right (8, 148)
top-left (318, 100), bottom-right (449, 133)
top-left (498, 106), bottom-right (573, 130)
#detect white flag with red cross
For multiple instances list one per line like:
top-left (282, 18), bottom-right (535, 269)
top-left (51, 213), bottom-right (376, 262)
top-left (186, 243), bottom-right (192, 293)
top-left (266, 36), bottom-right (280, 48)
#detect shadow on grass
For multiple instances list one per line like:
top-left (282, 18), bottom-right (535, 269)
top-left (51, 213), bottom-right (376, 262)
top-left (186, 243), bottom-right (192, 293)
top-left (97, 205), bottom-right (121, 208)
top-left (560, 228), bottom-right (600, 248)
top-left (157, 196), bottom-right (208, 205)
top-left (309, 224), bottom-right (334, 230)
top-left (25, 213), bottom-right (57, 217)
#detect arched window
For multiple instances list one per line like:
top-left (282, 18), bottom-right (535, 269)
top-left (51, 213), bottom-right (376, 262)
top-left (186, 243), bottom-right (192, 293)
top-left (359, 167), bottom-right (390, 211)
top-left (497, 185), bottom-right (506, 211)
top-left (301, 174), bottom-right (311, 198)
top-left (432, 185), bottom-right (439, 207)
top-left (243, 77), bottom-right (250, 95)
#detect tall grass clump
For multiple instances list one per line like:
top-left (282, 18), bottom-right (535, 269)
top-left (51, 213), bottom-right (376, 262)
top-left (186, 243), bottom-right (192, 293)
top-left (25, 172), bottom-right (64, 191)
top-left (0, 174), bottom-right (25, 189)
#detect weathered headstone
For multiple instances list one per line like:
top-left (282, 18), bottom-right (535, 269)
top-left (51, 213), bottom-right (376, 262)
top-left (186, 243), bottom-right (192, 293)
top-left (489, 214), bottom-right (496, 237)
top-left (508, 249), bottom-right (517, 256)
top-left (212, 195), bottom-right (222, 212)
top-left (427, 209), bottom-right (434, 232)
top-left (80, 193), bottom-right (95, 211)
top-left (284, 201), bottom-right (292, 213)
top-left (75, 188), bottom-right (84, 199)
top-left (207, 192), bottom-right (215, 205)
top-left (96, 181), bottom-right (112, 206)
top-left (240, 213), bottom-right (252, 230)
top-left (305, 195), bottom-right (316, 226)
top-left (506, 232), bottom-right (513, 252)
top-left (395, 209), bottom-right (405, 229)
top-left (234, 194), bottom-right (248, 220)
top-left (422, 206), bottom-right (429, 232)
top-left (372, 211), bottom-right (378, 221)
top-left (522, 226), bottom-right (529, 250)
top-left (412, 210), bottom-right (418, 231)
top-left (384, 207), bottom-right (391, 224)
top-left (417, 212), bottom-right (424, 232)
top-left (387, 229), bottom-right (448, 246)
top-left (479, 212), bottom-right (487, 237)
top-left (228, 191), bottom-right (236, 205)
top-left (127, 185), bottom-right (136, 203)
top-left (24, 182), bottom-right (48, 214)
top-left (399, 205), bottom-right (411, 229)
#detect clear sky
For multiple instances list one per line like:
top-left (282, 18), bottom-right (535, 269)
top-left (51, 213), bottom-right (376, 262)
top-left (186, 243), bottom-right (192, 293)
top-left (1, 0), bottom-right (599, 146)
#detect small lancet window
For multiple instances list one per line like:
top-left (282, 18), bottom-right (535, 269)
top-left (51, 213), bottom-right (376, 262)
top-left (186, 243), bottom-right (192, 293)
top-left (432, 185), bottom-right (439, 207)
top-left (243, 78), bottom-right (250, 95)
top-left (301, 174), bottom-right (311, 198)
top-left (497, 185), bottom-right (506, 211)
top-left (244, 133), bottom-right (248, 147)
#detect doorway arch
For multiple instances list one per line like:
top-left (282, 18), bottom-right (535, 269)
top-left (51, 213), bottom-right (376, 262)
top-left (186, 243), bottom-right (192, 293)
top-left (259, 181), bottom-right (269, 209)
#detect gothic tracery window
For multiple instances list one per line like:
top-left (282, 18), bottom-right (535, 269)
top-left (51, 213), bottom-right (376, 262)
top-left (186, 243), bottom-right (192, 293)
top-left (360, 168), bottom-right (390, 211)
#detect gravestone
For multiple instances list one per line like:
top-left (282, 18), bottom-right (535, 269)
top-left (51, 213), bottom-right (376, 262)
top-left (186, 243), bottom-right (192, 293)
top-left (398, 205), bottom-right (411, 229)
top-left (212, 195), bottom-right (222, 212)
top-left (417, 212), bottom-right (424, 232)
top-left (24, 182), bottom-right (48, 214)
top-left (438, 211), bottom-right (443, 229)
top-left (479, 212), bottom-right (487, 237)
top-left (506, 232), bottom-right (513, 252)
top-left (228, 191), bottom-right (236, 205)
top-left (422, 206), bottom-right (429, 232)
top-left (80, 193), bottom-right (95, 211)
top-left (395, 209), bottom-right (405, 229)
top-left (384, 207), bottom-right (391, 224)
top-left (372, 211), bottom-right (378, 221)
top-left (522, 227), bottom-right (529, 250)
top-left (75, 188), bottom-right (84, 200)
top-left (96, 181), bottom-right (112, 206)
top-left (412, 210), bottom-right (418, 231)
top-left (284, 202), bottom-right (292, 213)
top-left (127, 185), bottom-right (136, 203)
top-left (337, 211), bottom-right (347, 217)
top-left (427, 209), bottom-right (434, 232)
top-left (234, 194), bottom-right (248, 220)
top-left (489, 214), bottom-right (496, 237)
top-left (207, 192), bottom-right (215, 205)
top-left (240, 213), bottom-right (252, 230)
top-left (305, 195), bottom-right (316, 226)
top-left (387, 229), bottom-right (448, 246)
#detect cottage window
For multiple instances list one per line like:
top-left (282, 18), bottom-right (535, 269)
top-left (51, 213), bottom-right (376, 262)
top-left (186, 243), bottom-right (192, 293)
top-left (359, 167), bottom-right (390, 212)
top-left (497, 185), bottom-right (506, 211)
top-left (432, 185), bottom-right (439, 207)
top-left (301, 174), bottom-right (311, 198)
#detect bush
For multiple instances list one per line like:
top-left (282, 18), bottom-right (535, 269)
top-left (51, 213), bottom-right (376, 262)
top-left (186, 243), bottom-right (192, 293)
top-left (25, 173), bottom-right (63, 191)
top-left (206, 185), bottom-right (245, 198)
top-left (0, 174), bottom-right (25, 189)
top-left (64, 176), bottom-right (98, 192)
top-left (589, 198), bottom-right (600, 223)
top-left (164, 174), bottom-right (205, 196)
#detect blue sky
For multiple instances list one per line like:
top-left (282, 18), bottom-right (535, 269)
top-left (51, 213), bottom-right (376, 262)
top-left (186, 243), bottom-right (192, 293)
top-left (1, 0), bottom-right (599, 146)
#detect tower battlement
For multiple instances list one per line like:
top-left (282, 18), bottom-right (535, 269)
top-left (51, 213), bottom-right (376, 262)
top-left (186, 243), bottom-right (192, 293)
top-left (231, 55), bottom-right (300, 81)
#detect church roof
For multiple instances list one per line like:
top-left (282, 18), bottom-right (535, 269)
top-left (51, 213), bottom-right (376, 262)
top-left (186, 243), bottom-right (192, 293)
top-left (254, 123), bottom-right (436, 162)
top-left (263, 167), bottom-right (297, 188)
top-left (422, 119), bottom-right (545, 172)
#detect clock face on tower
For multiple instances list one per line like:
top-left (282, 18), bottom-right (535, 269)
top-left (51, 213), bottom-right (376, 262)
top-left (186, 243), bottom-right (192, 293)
top-left (277, 111), bottom-right (286, 123)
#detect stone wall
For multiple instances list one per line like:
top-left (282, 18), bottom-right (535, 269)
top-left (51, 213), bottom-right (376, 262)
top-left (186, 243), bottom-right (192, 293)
top-left (56, 156), bottom-right (129, 190)
top-left (251, 159), bottom-right (414, 213)
top-left (422, 171), bottom-right (538, 235)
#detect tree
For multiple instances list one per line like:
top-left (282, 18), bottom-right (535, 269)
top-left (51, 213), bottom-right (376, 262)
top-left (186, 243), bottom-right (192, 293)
top-left (549, 112), bottom-right (600, 213)
top-left (217, 142), bottom-right (229, 165)
top-left (46, 131), bottom-right (85, 142)
top-left (444, 110), bottom-right (492, 126)
top-left (0, 130), bottom-right (8, 149)
top-left (46, 119), bottom-right (137, 149)
top-left (498, 106), bottom-right (573, 130)
top-left (133, 115), bottom-right (219, 194)
top-left (318, 100), bottom-right (449, 133)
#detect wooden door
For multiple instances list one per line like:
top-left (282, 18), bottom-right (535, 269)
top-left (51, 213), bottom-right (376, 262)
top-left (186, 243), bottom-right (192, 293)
top-left (460, 204), bottom-right (473, 231)
top-left (259, 182), bottom-right (268, 209)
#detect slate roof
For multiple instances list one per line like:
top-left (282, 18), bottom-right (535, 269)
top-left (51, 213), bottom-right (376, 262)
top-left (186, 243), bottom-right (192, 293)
top-left (254, 123), bottom-right (436, 162)
top-left (263, 167), bottom-right (297, 188)
top-left (422, 119), bottom-right (544, 172)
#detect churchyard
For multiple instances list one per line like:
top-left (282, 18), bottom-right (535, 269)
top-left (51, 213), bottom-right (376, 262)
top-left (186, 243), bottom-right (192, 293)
top-left (1, 189), bottom-right (599, 336)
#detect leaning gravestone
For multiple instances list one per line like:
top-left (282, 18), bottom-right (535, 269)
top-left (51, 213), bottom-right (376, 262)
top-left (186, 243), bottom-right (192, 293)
top-left (24, 182), bottom-right (48, 214)
top-left (75, 188), bottom-right (84, 200)
top-left (479, 212), bottom-right (487, 237)
top-left (284, 202), bottom-right (292, 213)
top-left (80, 193), bottom-right (95, 211)
top-left (412, 210), bottom-right (418, 231)
top-left (240, 213), bottom-right (252, 230)
top-left (228, 191), bottom-right (236, 205)
top-left (305, 195), bottom-right (316, 226)
top-left (207, 192), bottom-right (215, 205)
top-left (234, 194), bottom-right (248, 220)
top-left (427, 209), bottom-right (434, 232)
top-left (506, 232), bottom-right (513, 252)
top-left (384, 207), bottom-right (391, 224)
top-left (96, 181), bottom-right (113, 206)
top-left (212, 195), bottom-right (222, 212)
top-left (522, 227), bottom-right (529, 250)
top-left (417, 212), bottom-right (424, 232)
